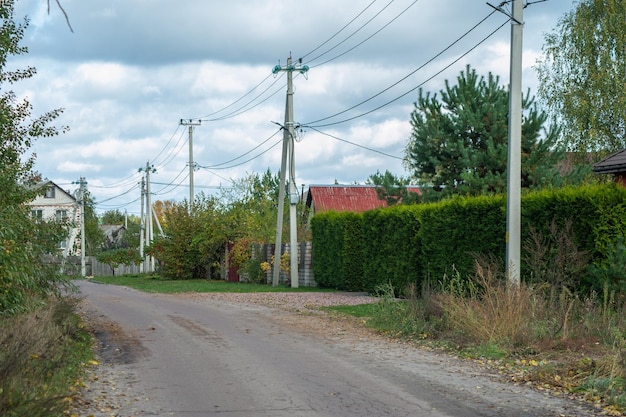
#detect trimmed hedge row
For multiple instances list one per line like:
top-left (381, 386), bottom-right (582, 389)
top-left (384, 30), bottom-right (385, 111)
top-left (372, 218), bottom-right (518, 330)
top-left (310, 184), bottom-right (626, 293)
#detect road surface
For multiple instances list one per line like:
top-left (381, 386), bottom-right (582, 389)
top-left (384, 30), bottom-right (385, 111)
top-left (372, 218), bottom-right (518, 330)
top-left (75, 280), bottom-right (596, 417)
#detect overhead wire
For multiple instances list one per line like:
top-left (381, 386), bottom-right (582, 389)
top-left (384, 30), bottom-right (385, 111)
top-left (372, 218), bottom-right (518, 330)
top-left (199, 73), bottom-right (286, 122)
top-left (97, 197), bottom-right (141, 211)
top-left (195, 72), bottom-right (275, 120)
top-left (305, 0), bottom-right (396, 66)
top-left (155, 127), bottom-right (188, 170)
top-left (153, 166), bottom-right (189, 195)
top-left (197, 134), bottom-right (283, 171)
top-left (88, 172), bottom-right (142, 190)
top-left (188, 0), bottom-right (390, 123)
top-left (299, 0), bottom-right (380, 61)
top-left (152, 124), bottom-right (184, 167)
top-left (307, 126), bottom-right (404, 160)
top-left (94, 182), bottom-right (140, 206)
top-left (309, 0), bottom-right (420, 68)
top-left (199, 128), bottom-right (282, 169)
top-left (304, 10), bottom-right (504, 128)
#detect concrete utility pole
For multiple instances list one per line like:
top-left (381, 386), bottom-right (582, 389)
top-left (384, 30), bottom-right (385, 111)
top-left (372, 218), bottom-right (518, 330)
top-left (272, 56), bottom-right (309, 288)
top-left (506, 0), bottom-right (523, 287)
top-left (72, 177), bottom-right (88, 277)
top-left (139, 176), bottom-right (145, 273)
top-left (180, 119), bottom-right (201, 213)
top-left (139, 162), bottom-right (156, 272)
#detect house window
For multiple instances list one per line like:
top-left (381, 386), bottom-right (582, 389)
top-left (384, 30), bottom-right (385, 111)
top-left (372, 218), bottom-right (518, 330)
top-left (55, 210), bottom-right (68, 221)
top-left (31, 209), bottom-right (43, 219)
top-left (44, 186), bottom-right (55, 199)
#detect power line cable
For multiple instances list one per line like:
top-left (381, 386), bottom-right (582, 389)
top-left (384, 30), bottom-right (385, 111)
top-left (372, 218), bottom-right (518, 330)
top-left (156, 128), bottom-right (188, 170)
top-left (197, 135), bottom-right (283, 171)
top-left (153, 166), bottom-right (189, 195)
top-left (95, 183), bottom-right (140, 205)
top-left (299, 0), bottom-right (380, 60)
top-left (152, 124), bottom-right (184, 166)
top-left (310, 0), bottom-right (420, 68)
top-left (195, 72), bottom-right (275, 120)
top-left (305, 11), bottom-right (504, 128)
top-left (199, 128), bottom-right (282, 169)
top-left (199, 73), bottom-right (285, 122)
top-left (97, 196), bottom-right (141, 211)
top-left (89, 175), bottom-right (142, 190)
top-left (307, 126), bottom-right (404, 160)
top-left (152, 181), bottom-right (224, 190)
top-left (305, 0), bottom-right (396, 65)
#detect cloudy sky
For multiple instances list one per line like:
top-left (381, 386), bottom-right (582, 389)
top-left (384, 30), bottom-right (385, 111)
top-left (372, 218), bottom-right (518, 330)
top-left (11, 0), bottom-right (575, 215)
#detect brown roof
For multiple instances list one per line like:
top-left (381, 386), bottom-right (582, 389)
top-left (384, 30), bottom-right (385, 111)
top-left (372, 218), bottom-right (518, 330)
top-left (306, 185), bottom-right (420, 213)
top-left (593, 149), bottom-right (626, 174)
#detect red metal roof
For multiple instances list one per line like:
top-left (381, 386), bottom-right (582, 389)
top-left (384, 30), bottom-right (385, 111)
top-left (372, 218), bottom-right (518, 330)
top-left (306, 185), bottom-right (420, 213)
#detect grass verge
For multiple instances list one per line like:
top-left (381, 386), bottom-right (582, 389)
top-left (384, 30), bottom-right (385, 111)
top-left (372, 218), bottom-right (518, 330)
top-left (89, 273), bottom-right (336, 294)
top-left (325, 281), bottom-right (626, 415)
top-left (0, 296), bottom-right (94, 417)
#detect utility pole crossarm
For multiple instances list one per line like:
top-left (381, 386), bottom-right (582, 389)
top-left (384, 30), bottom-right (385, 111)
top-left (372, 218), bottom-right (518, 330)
top-left (180, 119), bottom-right (202, 212)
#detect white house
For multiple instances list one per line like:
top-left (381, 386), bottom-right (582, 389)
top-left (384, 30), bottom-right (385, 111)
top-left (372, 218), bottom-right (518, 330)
top-left (27, 180), bottom-right (81, 257)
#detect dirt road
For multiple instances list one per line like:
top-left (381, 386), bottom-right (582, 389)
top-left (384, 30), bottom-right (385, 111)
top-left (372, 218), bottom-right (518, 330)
top-left (75, 280), bottom-right (598, 417)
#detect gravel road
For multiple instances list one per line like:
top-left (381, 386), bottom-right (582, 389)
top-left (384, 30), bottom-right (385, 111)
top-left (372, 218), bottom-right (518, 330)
top-left (74, 281), bottom-right (602, 417)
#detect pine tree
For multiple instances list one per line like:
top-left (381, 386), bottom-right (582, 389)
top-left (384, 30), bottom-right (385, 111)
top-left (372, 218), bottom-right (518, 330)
top-left (404, 65), bottom-right (582, 200)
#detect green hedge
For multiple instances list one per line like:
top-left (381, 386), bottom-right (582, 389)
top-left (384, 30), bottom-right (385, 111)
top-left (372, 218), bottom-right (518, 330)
top-left (361, 206), bottom-right (421, 295)
top-left (310, 184), bottom-right (626, 294)
top-left (311, 212), bottom-right (365, 291)
top-left (419, 195), bottom-right (506, 284)
top-left (311, 212), bottom-right (345, 289)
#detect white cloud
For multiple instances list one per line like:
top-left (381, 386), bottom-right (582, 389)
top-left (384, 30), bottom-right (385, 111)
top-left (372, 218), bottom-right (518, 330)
top-left (8, 0), bottom-right (575, 214)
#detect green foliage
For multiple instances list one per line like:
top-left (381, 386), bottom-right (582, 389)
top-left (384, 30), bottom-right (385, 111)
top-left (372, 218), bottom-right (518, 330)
top-left (310, 183), bottom-right (626, 296)
top-left (362, 206), bottom-right (421, 295)
top-left (536, 0), bottom-right (626, 152)
top-left (311, 212), bottom-right (364, 290)
top-left (589, 237), bottom-right (626, 295)
top-left (311, 211), bottom-right (346, 289)
top-left (100, 209), bottom-right (125, 224)
top-left (96, 248), bottom-right (142, 275)
top-left (405, 65), bottom-right (575, 200)
top-left (220, 169), bottom-right (281, 243)
top-left (150, 194), bottom-right (227, 280)
top-left (0, 1), bottom-right (70, 315)
top-left (419, 195), bottom-right (505, 284)
top-left (0, 297), bottom-right (93, 417)
top-left (81, 191), bottom-right (105, 254)
top-left (93, 274), bottom-right (335, 293)
top-left (341, 213), bottom-right (364, 291)
top-left (240, 257), bottom-right (265, 284)
top-left (523, 219), bottom-right (591, 291)
top-left (367, 170), bottom-right (420, 205)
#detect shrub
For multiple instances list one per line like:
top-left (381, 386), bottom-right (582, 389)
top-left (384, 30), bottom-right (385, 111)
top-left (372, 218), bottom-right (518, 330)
top-left (0, 297), bottom-right (93, 417)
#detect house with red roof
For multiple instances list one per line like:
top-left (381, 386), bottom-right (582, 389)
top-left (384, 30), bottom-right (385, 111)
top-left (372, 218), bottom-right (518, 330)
top-left (305, 185), bottom-right (421, 215)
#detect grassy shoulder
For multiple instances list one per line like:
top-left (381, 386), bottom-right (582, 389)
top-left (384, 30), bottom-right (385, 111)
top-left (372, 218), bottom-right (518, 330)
top-left (89, 274), bottom-right (337, 294)
top-left (0, 296), bottom-right (95, 417)
top-left (325, 285), bottom-right (626, 416)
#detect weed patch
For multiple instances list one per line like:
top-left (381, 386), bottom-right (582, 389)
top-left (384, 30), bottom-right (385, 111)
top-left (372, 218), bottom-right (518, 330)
top-left (0, 297), bottom-right (93, 417)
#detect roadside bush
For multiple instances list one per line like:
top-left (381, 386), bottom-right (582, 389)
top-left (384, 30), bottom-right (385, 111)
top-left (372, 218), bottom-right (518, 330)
top-left (0, 297), bottom-right (93, 417)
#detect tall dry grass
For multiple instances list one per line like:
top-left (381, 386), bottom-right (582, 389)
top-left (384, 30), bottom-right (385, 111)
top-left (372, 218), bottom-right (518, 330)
top-left (0, 296), bottom-right (92, 417)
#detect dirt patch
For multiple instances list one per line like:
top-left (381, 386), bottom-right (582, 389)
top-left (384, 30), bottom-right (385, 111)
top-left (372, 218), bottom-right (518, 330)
top-left (85, 313), bottom-right (149, 365)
